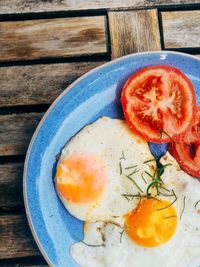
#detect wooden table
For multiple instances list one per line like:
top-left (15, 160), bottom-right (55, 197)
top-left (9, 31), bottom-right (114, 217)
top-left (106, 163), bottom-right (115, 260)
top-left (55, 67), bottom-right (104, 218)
top-left (0, 1), bottom-right (200, 266)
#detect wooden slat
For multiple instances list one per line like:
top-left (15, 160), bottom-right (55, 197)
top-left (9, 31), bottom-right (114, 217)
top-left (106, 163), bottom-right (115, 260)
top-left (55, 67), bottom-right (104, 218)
top-left (0, 0), bottom-right (199, 14)
top-left (0, 16), bottom-right (107, 62)
top-left (0, 215), bottom-right (40, 259)
top-left (108, 9), bottom-right (161, 59)
top-left (0, 61), bottom-right (106, 107)
top-left (162, 11), bottom-right (200, 48)
top-left (0, 163), bottom-right (23, 209)
top-left (0, 113), bottom-right (43, 156)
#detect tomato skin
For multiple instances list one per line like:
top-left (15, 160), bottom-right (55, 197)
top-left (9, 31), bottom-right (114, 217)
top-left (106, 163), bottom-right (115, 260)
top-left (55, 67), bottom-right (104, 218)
top-left (121, 65), bottom-right (196, 143)
top-left (180, 107), bottom-right (200, 144)
top-left (169, 142), bottom-right (200, 178)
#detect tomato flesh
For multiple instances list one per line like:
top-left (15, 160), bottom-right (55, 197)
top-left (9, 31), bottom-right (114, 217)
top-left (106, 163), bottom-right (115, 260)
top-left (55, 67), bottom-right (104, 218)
top-left (169, 142), bottom-right (200, 178)
top-left (121, 65), bottom-right (196, 143)
top-left (180, 107), bottom-right (200, 144)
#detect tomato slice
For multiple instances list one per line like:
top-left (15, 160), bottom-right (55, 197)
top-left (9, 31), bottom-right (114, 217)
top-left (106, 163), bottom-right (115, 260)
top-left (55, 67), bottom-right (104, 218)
top-left (121, 65), bottom-right (196, 143)
top-left (180, 107), bottom-right (200, 144)
top-left (169, 142), bottom-right (200, 178)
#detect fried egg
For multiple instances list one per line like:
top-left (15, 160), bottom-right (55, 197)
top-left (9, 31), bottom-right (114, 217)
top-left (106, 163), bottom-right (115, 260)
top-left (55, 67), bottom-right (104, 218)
top-left (70, 152), bottom-right (200, 267)
top-left (55, 117), bottom-right (156, 224)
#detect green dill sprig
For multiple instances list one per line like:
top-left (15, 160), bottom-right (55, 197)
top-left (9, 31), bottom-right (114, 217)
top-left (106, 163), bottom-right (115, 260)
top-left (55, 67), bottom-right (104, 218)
top-left (157, 189), bottom-right (177, 211)
top-left (119, 150), bottom-right (126, 160)
top-left (125, 175), bottom-right (144, 193)
top-left (127, 168), bottom-right (140, 176)
top-left (81, 241), bottom-right (105, 247)
top-left (141, 172), bottom-right (147, 184)
top-left (144, 159), bottom-right (156, 164)
top-left (195, 200), bottom-right (200, 210)
top-left (180, 196), bottom-right (186, 220)
top-left (119, 230), bottom-right (124, 243)
top-left (159, 128), bottom-right (173, 142)
top-left (165, 215), bottom-right (177, 219)
top-left (124, 165), bottom-right (137, 170)
top-left (119, 161), bottom-right (123, 175)
top-left (145, 163), bottom-right (171, 196)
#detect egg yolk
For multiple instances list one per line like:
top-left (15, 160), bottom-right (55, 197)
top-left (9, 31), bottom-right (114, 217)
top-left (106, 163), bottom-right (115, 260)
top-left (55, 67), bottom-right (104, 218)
top-left (125, 198), bottom-right (177, 247)
top-left (56, 153), bottom-right (108, 203)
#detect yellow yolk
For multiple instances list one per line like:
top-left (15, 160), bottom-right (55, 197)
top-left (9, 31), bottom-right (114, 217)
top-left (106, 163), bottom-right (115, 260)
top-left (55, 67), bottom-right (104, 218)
top-left (56, 153), bottom-right (108, 204)
top-left (125, 198), bottom-right (178, 247)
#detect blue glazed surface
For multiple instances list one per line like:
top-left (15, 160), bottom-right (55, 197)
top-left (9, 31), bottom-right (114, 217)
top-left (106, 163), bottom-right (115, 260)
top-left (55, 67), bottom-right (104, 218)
top-left (24, 51), bottom-right (200, 267)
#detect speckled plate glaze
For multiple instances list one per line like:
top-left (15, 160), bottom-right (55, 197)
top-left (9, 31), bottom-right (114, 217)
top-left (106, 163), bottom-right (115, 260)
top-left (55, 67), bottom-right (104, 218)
top-left (24, 51), bottom-right (200, 267)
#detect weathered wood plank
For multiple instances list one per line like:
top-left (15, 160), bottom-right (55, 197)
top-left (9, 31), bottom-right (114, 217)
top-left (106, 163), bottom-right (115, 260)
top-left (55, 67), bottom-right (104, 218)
top-left (108, 9), bottom-right (161, 59)
top-left (0, 61), bottom-right (106, 107)
top-left (0, 113), bottom-right (43, 156)
top-left (0, 215), bottom-right (40, 259)
top-left (0, 16), bottom-right (107, 62)
top-left (0, 0), bottom-right (199, 14)
top-left (0, 163), bottom-right (23, 209)
top-left (162, 11), bottom-right (200, 48)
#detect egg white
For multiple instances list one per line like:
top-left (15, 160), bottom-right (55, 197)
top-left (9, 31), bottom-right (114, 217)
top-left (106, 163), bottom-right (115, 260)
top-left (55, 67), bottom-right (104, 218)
top-left (56, 117), bottom-right (156, 225)
top-left (70, 152), bottom-right (200, 267)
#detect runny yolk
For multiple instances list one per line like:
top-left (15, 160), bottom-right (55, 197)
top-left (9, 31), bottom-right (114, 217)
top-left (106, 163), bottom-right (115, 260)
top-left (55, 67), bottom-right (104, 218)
top-left (56, 153), bottom-right (108, 203)
top-left (125, 198), bottom-right (178, 247)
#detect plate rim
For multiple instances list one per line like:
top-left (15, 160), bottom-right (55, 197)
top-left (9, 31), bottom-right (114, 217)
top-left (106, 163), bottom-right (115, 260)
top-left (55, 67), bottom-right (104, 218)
top-left (23, 50), bottom-right (200, 266)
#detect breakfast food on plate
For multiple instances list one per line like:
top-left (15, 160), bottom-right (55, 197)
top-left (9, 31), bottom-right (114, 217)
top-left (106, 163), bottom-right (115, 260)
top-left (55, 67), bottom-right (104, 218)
top-left (121, 65), bottom-right (196, 143)
top-left (169, 106), bottom-right (200, 178)
top-left (121, 65), bottom-right (200, 178)
top-left (179, 106), bottom-right (200, 144)
top-left (54, 64), bottom-right (200, 266)
top-left (70, 153), bottom-right (200, 267)
top-left (55, 117), bottom-right (156, 225)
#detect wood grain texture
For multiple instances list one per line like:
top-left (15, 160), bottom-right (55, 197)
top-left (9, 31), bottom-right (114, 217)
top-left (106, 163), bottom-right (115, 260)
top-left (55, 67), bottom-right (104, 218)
top-left (0, 163), bottom-right (23, 209)
top-left (0, 61), bottom-right (106, 107)
top-left (0, 0), bottom-right (199, 14)
top-left (108, 9), bottom-right (161, 59)
top-left (0, 16), bottom-right (107, 62)
top-left (162, 11), bottom-right (200, 48)
top-left (0, 113), bottom-right (43, 156)
top-left (0, 215), bottom-right (40, 259)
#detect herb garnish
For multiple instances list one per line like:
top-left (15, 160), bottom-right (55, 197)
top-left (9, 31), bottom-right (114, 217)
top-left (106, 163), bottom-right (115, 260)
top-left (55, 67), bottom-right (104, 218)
top-left (141, 173), bottom-right (147, 184)
top-left (145, 163), bottom-right (171, 196)
top-left (195, 200), bottom-right (200, 210)
top-left (159, 129), bottom-right (173, 141)
top-left (125, 175), bottom-right (144, 193)
top-left (119, 230), bottom-right (124, 243)
top-left (125, 165), bottom-right (137, 170)
top-left (157, 189), bottom-right (177, 211)
top-left (144, 159), bottom-right (156, 164)
top-left (119, 161), bottom-right (123, 175)
top-left (120, 150), bottom-right (126, 160)
top-left (165, 215), bottom-right (177, 219)
top-left (81, 241), bottom-right (105, 247)
top-left (180, 196), bottom-right (186, 220)
top-left (127, 168), bottom-right (140, 177)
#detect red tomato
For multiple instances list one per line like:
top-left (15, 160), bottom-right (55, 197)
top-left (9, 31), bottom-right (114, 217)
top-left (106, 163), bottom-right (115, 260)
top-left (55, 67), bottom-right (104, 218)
top-left (169, 142), bottom-right (200, 178)
top-left (180, 107), bottom-right (200, 144)
top-left (121, 65), bottom-right (196, 143)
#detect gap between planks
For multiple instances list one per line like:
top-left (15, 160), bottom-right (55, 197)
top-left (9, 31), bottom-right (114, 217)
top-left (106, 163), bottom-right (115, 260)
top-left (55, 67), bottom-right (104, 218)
top-left (0, 0), bottom-right (199, 14)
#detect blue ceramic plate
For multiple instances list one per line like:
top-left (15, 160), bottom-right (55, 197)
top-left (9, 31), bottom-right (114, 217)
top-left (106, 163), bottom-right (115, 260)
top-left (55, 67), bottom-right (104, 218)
top-left (24, 51), bottom-right (200, 267)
